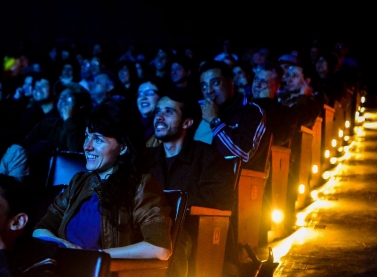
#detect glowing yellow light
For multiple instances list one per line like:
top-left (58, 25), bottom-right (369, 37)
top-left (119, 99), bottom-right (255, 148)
top-left (361, 96), bottom-right (366, 103)
top-left (344, 136), bottom-right (349, 142)
top-left (323, 189), bottom-right (330, 195)
top-left (357, 128), bottom-right (364, 136)
top-left (332, 139), bottom-right (337, 147)
top-left (312, 165), bottom-right (318, 174)
top-left (360, 107), bottom-right (365, 113)
top-left (299, 184), bottom-right (305, 194)
top-left (357, 116), bottom-right (365, 124)
top-left (271, 210), bottom-right (284, 223)
top-left (330, 157), bottom-right (337, 164)
top-left (296, 212), bottom-right (306, 226)
top-left (325, 150), bottom-right (330, 158)
top-left (338, 147), bottom-right (343, 152)
top-left (338, 130), bottom-right (344, 138)
top-left (345, 121), bottom-right (350, 128)
top-left (322, 171), bottom-right (330, 179)
top-left (311, 190), bottom-right (318, 200)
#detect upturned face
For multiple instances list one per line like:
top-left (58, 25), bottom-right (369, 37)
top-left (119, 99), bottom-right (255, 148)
top-left (137, 82), bottom-right (160, 118)
top-left (285, 66), bottom-right (305, 92)
top-left (153, 97), bottom-right (185, 142)
top-left (252, 69), bottom-right (278, 99)
top-left (83, 127), bottom-right (126, 179)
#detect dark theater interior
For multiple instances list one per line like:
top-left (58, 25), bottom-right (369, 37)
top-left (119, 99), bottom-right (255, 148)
top-left (1, 1), bottom-right (377, 277)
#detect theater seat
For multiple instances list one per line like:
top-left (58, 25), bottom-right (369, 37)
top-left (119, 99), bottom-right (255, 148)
top-left (56, 248), bottom-right (111, 277)
top-left (110, 190), bottom-right (188, 277)
top-left (46, 151), bottom-right (87, 186)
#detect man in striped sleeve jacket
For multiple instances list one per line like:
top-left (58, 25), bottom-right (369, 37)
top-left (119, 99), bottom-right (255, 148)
top-left (195, 60), bottom-right (268, 172)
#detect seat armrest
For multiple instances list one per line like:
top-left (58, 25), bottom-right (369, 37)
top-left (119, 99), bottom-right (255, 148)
top-left (110, 259), bottom-right (168, 271)
top-left (189, 206), bottom-right (231, 217)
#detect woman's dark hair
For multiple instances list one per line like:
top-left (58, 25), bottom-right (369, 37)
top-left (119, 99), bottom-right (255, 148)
top-left (86, 100), bottom-right (146, 227)
top-left (60, 82), bottom-right (92, 118)
top-left (315, 51), bottom-right (340, 75)
top-left (115, 60), bottom-right (140, 85)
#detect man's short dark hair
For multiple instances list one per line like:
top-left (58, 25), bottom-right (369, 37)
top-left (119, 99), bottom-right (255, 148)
top-left (255, 62), bottom-right (284, 84)
top-left (164, 87), bottom-right (202, 138)
top-left (0, 174), bottom-right (29, 217)
top-left (199, 60), bottom-right (233, 80)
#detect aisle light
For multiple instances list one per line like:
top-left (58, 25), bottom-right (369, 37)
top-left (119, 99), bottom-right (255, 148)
top-left (345, 121), bottom-right (350, 128)
top-left (311, 190), bottom-right (319, 200)
top-left (344, 136), bottom-right (350, 142)
top-left (271, 210), bottom-right (284, 223)
top-left (361, 96), bottom-right (366, 103)
top-left (338, 130), bottom-right (344, 138)
top-left (325, 150), bottom-right (330, 158)
top-left (338, 147), bottom-right (343, 153)
top-left (330, 157), bottom-right (337, 164)
top-left (312, 165), bottom-right (319, 174)
top-left (332, 139), bottom-right (337, 147)
top-left (322, 171), bottom-right (330, 180)
top-left (299, 184), bottom-right (305, 194)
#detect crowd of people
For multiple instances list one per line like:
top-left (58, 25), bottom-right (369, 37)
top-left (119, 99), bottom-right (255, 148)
top-left (0, 37), bottom-right (362, 277)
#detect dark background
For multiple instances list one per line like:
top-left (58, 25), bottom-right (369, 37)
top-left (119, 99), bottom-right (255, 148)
top-left (1, 1), bottom-right (375, 91)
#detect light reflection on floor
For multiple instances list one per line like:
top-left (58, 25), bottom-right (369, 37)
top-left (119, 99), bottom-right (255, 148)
top-left (268, 123), bottom-right (361, 265)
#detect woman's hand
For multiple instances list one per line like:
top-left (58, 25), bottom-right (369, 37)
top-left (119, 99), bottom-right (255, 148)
top-left (33, 228), bottom-right (82, 249)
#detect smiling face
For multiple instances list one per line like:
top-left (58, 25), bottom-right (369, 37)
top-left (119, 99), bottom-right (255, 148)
top-left (154, 97), bottom-right (187, 142)
top-left (200, 68), bottom-right (234, 106)
top-left (83, 127), bottom-right (126, 179)
top-left (137, 81), bottom-right (160, 118)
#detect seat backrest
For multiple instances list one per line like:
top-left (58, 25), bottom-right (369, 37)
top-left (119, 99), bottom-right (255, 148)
top-left (56, 248), bottom-right (111, 277)
top-left (46, 151), bottom-right (87, 186)
top-left (26, 185), bottom-right (68, 236)
top-left (163, 190), bottom-right (188, 276)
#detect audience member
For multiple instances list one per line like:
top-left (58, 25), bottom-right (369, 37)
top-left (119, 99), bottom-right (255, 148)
top-left (33, 100), bottom-right (172, 260)
top-left (137, 76), bottom-right (167, 147)
top-left (148, 91), bottom-right (235, 277)
top-left (0, 174), bottom-right (59, 276)
top-left (194, 60), bottom-right (267, 171)
top-left (232, 60), bottom-right (253, 101)
top-left (115, 60), bottom-right (140, 103)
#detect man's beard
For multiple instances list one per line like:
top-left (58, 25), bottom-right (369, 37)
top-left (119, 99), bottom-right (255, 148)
top-left (155, 126), bottom-right (183, 142)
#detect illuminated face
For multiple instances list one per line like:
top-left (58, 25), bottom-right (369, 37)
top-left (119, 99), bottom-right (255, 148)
top-left (90, 57), bottom-right (101, 75)
top-left (232, 66), bottom-right (249, 87)
top-left (57, 89), bottom-right (75, 118)
top-left (33, 79), bottom-right (51, 102)
top-left (154, 49), bottom-right (168, 71)
top-left (22, 76), bottom-right (33, 97)
top-left (171, 63), bottom-right (188, 84)
top-left (252, 69), bottom-right (278, 99)
top-left (90, 74), bottom-right (111, 103)
top-left (137, 82), bottom-right (160, 118)
top-left (285, 66), bottom-right (305, 92)
top-left (83, 128), bottom-right (125, 179)
top-left (118, 65), bottom-right (130, 85)
top-left (200, 68), bottom-right (233, 106)
top-left (315, 56), bottom-right (329, 76)
top-left (61, 64), bottom-right (73, 79)
top-left (154, 97), bottom-right (185, 142)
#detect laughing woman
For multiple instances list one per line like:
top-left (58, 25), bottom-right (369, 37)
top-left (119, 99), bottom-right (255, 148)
top-left (33, 100), bottom-right (172, 260)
